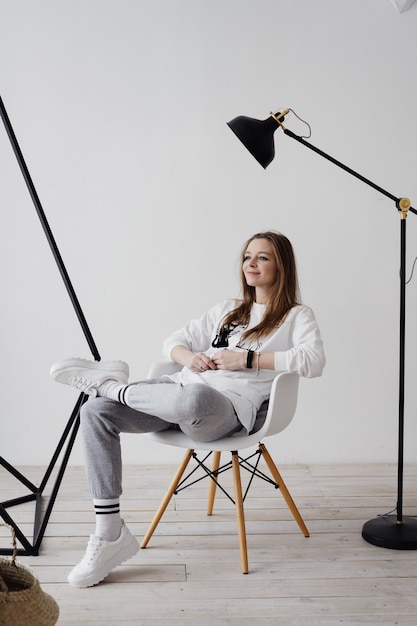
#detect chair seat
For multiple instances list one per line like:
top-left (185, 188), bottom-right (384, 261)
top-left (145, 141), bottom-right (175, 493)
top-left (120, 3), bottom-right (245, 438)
top-left (146, 427), bottom-right (268, 451)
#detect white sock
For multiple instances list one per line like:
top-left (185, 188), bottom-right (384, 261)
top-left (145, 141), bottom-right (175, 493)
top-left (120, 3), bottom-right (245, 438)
top-left (97, 380), bottom-right (130, 403)
top-left (93, 498), bottom-right (122, 542)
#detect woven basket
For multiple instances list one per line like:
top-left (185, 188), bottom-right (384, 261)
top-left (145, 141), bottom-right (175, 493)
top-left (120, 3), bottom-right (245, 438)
top-left (0, 525), bottom-right (59, 626)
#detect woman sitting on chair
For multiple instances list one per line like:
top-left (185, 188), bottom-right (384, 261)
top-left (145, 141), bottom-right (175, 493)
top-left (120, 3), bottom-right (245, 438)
top-left (50, 230), bottom-right (325, 588)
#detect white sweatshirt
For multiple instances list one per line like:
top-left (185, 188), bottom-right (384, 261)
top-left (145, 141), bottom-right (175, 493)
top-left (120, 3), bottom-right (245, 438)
top-left (162, 300), bottom-right (325, 433)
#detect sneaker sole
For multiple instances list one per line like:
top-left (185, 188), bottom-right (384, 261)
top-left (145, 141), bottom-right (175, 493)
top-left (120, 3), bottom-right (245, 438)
top-left (68, 536), bottom-right (139, 588)
top-left (50, 358), bottom-right (129, 380)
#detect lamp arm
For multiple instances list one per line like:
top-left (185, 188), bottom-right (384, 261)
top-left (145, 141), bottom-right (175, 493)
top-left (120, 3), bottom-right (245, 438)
top-left (283, 128), bottom-right (416, 216)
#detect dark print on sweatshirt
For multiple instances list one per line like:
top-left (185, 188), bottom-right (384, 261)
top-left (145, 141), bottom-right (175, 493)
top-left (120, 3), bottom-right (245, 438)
top-left (211, 323), bottom-right (243, 348)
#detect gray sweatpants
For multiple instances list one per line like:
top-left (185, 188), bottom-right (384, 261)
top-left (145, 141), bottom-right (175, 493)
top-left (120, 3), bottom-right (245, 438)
top-left (80, 378), bottom-right (241, 499)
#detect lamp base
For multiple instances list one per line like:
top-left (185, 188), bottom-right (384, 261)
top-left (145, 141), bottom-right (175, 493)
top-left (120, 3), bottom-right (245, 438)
top-left (362, 515), bottom-right (417, 550)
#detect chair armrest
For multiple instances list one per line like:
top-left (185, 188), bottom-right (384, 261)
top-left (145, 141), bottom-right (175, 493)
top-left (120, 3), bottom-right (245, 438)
top-left (147, 360), bottom-right (182, 378)
top-left (262, 372), bottom-right (300, 437)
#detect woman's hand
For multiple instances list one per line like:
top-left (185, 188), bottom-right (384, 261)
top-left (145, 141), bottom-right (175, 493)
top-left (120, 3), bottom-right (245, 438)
top-left (188, 352), bottom-right (217, 373)
top-left (170, 345), bottom-right (217, 373)
top-left (212, 348), bottom-right (246, 371)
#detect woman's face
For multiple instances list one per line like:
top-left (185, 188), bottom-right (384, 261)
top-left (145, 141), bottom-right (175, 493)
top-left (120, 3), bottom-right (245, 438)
top-left (243, 238), bottom-right (278, 299)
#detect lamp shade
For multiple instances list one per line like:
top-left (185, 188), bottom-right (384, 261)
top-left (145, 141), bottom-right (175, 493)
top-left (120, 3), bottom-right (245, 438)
top-left (227, 113), bottom-right (283, 168)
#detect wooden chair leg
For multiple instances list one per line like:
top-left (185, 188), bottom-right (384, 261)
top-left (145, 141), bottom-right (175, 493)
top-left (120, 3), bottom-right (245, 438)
top-left (259, 443), bottom-right (309, 537)
top-left (207, 451), bottom-right (221, 516)
top-left (231, 451), bottom-right (249, 574)
top-left (141, 448), bottom-right (195, 548)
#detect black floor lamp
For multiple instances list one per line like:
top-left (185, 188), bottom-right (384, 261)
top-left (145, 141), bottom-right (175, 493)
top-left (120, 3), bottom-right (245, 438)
top-left (227, 107), bottom-right (417, 550)
top-left (0, 95), bottom-right (100, 555)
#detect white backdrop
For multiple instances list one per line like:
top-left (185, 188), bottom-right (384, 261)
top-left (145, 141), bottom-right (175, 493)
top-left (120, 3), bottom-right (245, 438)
top-left (1, 0), bottom-right (417, 467)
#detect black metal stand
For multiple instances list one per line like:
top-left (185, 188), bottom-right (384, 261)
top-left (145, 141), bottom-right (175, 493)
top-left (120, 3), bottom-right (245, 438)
top-left (283, 128), bottom-right (417, 549)
top-left (0, 95), bottom-right (101, 555)
top-left (361, 215), bottom-right (417, 549)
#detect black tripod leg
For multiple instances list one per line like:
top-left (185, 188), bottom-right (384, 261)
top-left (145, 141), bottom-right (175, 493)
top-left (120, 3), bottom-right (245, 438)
top-left (0, 393), bottom-right (88, 556)
top-left (0, 95), bottom-right (100, 554)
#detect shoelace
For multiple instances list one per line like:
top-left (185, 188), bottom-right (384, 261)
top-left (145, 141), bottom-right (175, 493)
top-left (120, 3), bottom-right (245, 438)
top-left (69, 375), bottom-right (95, 392)
top-left (81, 537), bottom-right (103, 565)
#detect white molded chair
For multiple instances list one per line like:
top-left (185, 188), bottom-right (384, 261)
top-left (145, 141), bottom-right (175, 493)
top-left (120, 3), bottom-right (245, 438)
top-left (141, 360), bottom-right (309, 574)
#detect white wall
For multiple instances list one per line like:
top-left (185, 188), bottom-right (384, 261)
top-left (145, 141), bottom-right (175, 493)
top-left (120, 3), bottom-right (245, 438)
top-left (1, 0), bottom-right (417, 468)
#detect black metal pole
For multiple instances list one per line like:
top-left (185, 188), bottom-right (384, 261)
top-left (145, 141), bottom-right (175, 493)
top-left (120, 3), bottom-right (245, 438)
top-left (398, 214), bottom-right (406, 523)
top-left (0, 96), bottom-right (100, 360)
top-left (0, 95), bottom-right (101, 555)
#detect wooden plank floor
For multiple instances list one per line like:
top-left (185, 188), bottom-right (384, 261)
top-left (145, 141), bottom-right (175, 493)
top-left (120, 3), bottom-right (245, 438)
top-left (1, 461), bottom-right (417, 625)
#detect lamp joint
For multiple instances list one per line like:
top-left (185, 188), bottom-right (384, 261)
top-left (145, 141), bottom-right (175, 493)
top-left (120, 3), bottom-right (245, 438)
top-left (269, 109), bottom-right (289, 130)
top-left (397, 197), bottom-right (411, 219)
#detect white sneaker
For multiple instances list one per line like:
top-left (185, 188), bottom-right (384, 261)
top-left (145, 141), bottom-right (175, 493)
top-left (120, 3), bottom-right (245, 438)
top-left (50, 357), bottom-right (129, 396)
top-left (68, 522), bottom-right (139, 588)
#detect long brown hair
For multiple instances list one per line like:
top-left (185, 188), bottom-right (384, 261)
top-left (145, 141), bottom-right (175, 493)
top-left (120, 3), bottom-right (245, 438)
top-left (221, 231), bottom-right (301, 345)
